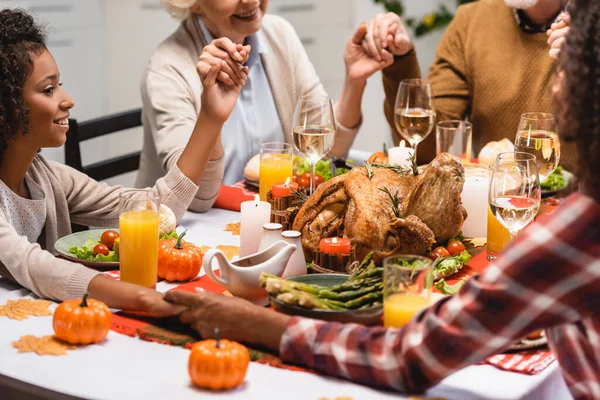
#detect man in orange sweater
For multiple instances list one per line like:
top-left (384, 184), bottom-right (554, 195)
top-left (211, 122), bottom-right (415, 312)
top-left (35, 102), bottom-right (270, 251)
top-left (365, 0), bottom-right (575, 171)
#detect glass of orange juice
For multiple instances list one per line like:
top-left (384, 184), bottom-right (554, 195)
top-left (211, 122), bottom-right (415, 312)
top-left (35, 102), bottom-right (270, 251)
top-left (486, 206), bottom-right (511, 261)
top-left (119, 190), bottom-right (160, 287)
top-left (259, 142), bottom-right (293, 201)
top-left (383, 255), bottom-right (433, 328)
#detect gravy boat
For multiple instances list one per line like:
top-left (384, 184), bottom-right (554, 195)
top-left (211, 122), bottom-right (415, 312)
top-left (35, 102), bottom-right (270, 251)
top-left (203, 241), bottom-right (297, 305)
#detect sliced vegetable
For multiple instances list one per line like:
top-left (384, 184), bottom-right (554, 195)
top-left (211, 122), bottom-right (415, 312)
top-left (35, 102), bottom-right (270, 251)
top-left (434, 278), bottom-right (467, 295)
top-left (541, 166), bottom-right (565, 191)
top-left (159, 230), bottom-right (178, 241)
top-left (93, 244), bottom-right (110, 257)
top-left (433, 250), bottom-right (472, 279)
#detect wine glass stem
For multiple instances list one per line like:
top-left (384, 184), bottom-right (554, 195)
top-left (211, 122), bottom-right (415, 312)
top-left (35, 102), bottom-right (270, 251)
top-left (411, 142), bottom-right (418, 161)
top-left (509, 230), bottom-right (518, 242)
top-left (310, 161), bottom-right (317, 194)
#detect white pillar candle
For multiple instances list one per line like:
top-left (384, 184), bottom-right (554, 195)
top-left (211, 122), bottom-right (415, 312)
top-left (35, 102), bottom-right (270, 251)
top-left (240, 195), bottom-right (272, 257)
top-left (460, 176), bottom-right (489, 238)
top-left (387, 141), bottom-right (415, 169)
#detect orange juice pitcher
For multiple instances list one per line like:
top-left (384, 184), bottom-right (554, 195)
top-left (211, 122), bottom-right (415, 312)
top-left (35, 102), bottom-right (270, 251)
top-left (119, 190), bottom-right (160, 287)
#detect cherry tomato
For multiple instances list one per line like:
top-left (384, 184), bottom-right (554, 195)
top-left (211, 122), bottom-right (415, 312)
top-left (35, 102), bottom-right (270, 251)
top-left (297, 177), bottom-right (310, 189)
top-left (313, 174), bottom-right (324, 187)
top-left (93, 243), bottom-right (110, 257)
top-left (447, 240), bottom-right (466, 256)
top-left (430, 246), bottom-right (451, 260)
top-left (526, 330), bottom-right (543, 340)
top-left (302, 172), bottom-right (312, 179)
top-left (100, 230), bottom-right (119, 250)
top-left (291, 174), bottom-right (299, 183)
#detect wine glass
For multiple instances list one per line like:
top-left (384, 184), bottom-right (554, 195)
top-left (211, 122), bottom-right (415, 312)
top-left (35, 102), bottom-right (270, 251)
top-left (292, 94), bottom-right (336, 194)
top-left (489, 153), bottom-right (541, 241)
top-left (514, 112), bottom-right (560, 181)
top-left (394, 79), bottom-right (436, 157)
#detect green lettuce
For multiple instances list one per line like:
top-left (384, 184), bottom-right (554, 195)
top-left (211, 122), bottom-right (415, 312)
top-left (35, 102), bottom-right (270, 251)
top-left (434, 278), bottom-right (467, 295)
top-left (433, 250), bottom-right (471, 280)
top-left (541, 166), bottom-right (565, 191)
top-left (159, 230), bottom-right (178, 241)
top-left (296, 159), bottom-right (351, 181)
top-left (68, 236), bottom-right (98, 261)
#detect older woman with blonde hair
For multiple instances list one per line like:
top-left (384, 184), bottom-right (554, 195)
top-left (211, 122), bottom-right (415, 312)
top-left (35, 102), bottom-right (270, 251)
top-left (135, 0), bottom-right (393, 212)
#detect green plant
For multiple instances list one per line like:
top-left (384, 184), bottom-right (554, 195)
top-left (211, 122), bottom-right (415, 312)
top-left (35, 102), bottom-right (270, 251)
top-left (374, 0), bottom-right (479, 37)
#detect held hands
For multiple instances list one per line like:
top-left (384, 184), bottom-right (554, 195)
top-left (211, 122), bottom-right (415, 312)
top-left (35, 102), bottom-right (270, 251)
top-left (344, 22), bottom-right (394, 82)
top-left (363, 12), bottom-right (412, 59)
top-left (137, 289), bottom-right (188, 318)
top-left (163, 289), bottom-right (263, 343)
top-left (197, 37), bottom-right (251, 123)
top-left (547, 13), bottom-right (570, 60)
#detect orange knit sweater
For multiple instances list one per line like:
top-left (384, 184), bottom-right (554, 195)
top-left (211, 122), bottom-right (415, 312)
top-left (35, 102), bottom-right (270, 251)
top-left (382, 0), bottom-right (577, 173)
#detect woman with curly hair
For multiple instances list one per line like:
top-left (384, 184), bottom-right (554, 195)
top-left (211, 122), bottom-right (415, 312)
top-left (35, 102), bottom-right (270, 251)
top-left (135, 0), bottom-right (393, 211)
top-left (165, 1), bottom-right (600, 397)
top-left (0, 8), bottom-right (245, 313)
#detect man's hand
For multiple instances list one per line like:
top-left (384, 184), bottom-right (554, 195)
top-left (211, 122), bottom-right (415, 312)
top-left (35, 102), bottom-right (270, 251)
top-left (363, 12), bottom-right (413, 60)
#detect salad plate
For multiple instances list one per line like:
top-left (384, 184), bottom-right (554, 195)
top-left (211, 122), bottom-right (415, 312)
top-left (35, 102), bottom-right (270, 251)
top-left (54, 229), bottom-right (119, 271)
top-left (541, 168), bottom-right (573, 197)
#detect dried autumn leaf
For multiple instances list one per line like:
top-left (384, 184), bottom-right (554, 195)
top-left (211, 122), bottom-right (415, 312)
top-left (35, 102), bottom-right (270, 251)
top-left (0, 299), bottom-right (52, 321)
top-left (216, 245), bottom-right (240, 261)
top-left (465, 237), bottom-right (487, 248)
top-left (12, 335), bottom-right (75, 356)
top-left (224, 222), bottom-right (241, 236)
top-left (199, 245), bottom-right (212, 255)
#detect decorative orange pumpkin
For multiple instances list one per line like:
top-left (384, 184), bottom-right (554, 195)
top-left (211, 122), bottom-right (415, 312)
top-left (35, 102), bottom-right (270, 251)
top-left (188, 329), bottom-right (250, 390)
top-left (53, 293), bottom-right (111, 345)
top-left (368, 143), bottom-right (389, 164)
top-left (158, 230), bottom-right (203, 281)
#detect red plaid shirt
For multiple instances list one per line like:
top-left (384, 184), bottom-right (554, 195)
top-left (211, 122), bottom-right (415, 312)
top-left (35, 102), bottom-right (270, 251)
top-left (280, 193), bottom-right (600, 399)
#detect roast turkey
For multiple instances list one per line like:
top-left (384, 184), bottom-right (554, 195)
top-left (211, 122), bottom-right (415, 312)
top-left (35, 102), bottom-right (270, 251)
top-left (292, 153), bottom-right (467, 261)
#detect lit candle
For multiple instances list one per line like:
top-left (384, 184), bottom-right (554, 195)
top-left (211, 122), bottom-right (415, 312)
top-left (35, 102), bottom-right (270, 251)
top-left (271, 177), bottom-right (300, 199)
top-left (240, 195), bottom-right (272, 257)
top-left (319, 237), bottom-right (351, 255)
top-left (461, 176), bottom-right (489, 238)
top-left (388, 140), bottom-right (415, 169)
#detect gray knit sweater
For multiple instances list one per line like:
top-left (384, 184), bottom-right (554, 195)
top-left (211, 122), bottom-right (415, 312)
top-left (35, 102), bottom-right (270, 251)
top-left (0, 155), bottom-right (198, 301)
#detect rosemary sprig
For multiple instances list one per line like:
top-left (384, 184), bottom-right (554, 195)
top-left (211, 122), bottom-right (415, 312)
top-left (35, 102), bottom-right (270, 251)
top-left (291, 188), bottom-right (308, 206)
top-left (371, 163), bottom-right (412, 177)
top-left (408, 153), bottom-right (419, 176)
top-left (365, 162), bottom-right (374, 179)
top-left (378, 187), bottom-right (402, 218)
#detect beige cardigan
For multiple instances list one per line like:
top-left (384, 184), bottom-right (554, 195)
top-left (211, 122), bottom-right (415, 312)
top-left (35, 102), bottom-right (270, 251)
top-left (136, 14), bottom-right (359, 212)
top-left (0, 156), bottom-right (198, 301)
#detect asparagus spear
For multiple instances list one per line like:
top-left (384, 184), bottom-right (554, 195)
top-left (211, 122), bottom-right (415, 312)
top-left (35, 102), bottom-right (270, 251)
top-left (358, 300), bottom-right (382, 310)
top-left (349, 252), bottom-right (374, 280)
top-left (328, 276), bottom-right (381, 292)
top-left (345, 292), bottom-right (383, 309)
top-left (276, 289), bottom-right (331, 310)
top-left (350, 267), bottom-right (383, 281)
top-left (260, 273), bottom-right (323, 295)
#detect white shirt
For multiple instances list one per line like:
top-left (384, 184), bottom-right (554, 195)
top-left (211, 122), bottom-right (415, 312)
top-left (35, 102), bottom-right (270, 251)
top-left (198, 17), bottom-right (285, 185)
top-left (0, 176), bottom-right (46, 244)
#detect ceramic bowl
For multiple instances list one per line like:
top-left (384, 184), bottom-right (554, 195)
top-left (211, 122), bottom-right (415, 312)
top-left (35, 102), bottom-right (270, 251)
top-left (269, 274), bottom-right (383, 326)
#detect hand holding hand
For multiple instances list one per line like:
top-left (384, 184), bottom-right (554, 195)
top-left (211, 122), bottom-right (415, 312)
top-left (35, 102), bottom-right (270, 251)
top-left (547, 13), bottom-right (570, 60)
top-left (197, 38), bottom-right (250, 123)
top-left (137, 289), bottom-right (187, 318)
top-left (363, 12), bottom-right (412, 60)
top-left (164, 289), bottom-right (289, 350)
top-left (344, 22), bottom-right (394, 82)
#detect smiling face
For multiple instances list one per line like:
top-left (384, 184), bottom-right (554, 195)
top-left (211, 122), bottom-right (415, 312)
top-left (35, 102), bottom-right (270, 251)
top-left (21, 49), bottom-right (74, 149)
top-left (192, 0), bottom-right (268, 43)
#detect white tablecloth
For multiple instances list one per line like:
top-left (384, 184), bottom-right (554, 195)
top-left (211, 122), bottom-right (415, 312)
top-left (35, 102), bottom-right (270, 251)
top-left (0, 208), bottom-right (573, 400)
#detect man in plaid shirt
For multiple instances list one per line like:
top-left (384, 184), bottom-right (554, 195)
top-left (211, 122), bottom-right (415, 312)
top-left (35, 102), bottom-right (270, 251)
top-left (165, 1), bottom-right (600, 398)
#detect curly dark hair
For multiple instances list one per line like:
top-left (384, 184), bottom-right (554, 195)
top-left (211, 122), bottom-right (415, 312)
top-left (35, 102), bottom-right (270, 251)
top-left (0, 8), bottom-right (46, 162)
top-left (558, 0), bottom-right (600, 200)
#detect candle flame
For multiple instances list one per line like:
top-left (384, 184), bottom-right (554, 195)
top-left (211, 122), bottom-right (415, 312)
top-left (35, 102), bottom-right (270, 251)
top-left (284, 177), bottom-right (291, 186)
top-left (332, 237), bottom-right (338, 244)
top-left (254, 194), bottom-right (259, 206)
top-left (400, 140), bottom-right (406, 148)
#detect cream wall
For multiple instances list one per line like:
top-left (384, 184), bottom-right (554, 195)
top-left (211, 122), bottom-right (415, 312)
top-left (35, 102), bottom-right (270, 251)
top-left (0, 0), bottom-right (455, 185)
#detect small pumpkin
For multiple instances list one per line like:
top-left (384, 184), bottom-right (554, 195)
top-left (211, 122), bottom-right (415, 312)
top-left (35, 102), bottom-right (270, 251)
top-left (368, 143), bottom-right (389, 164)
top-left (188, 329), bottom-right (250, 390)
top-left (53, 293), bottom-right (111, 345)
top-left (158, 230), bottom-right (202, 281)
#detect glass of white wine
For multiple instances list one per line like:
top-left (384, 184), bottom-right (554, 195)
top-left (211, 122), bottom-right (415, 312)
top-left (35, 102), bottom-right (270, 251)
top-left (292, 94), bottom-right (336, 194)
top-left (489, 154), bottom-right (541, 241)
top-left (394, 79), bottom-right (436, 157)
top-left (514, 112), bottom-right (560, 181)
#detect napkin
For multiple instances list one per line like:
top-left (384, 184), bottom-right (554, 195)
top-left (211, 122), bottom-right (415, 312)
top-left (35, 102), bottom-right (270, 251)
top-left (214, 182), bottom-right (258, 212)
top-left (485, 350), bottom-right (555, 375)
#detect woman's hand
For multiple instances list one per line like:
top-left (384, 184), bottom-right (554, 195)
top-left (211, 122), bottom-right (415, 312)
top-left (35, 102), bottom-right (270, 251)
top-left (196, 38), bottom-right (250, 123)
top-left (164, 289), bottom-right (289, 351)
top-left (137, 289), bottom-right (188, 318)
top-left (547, 13), bottom-right (570, 60)
top-left (363, 12), bottom-right (412, 60)
top-left (344, 23), bottom-right (393, 83)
